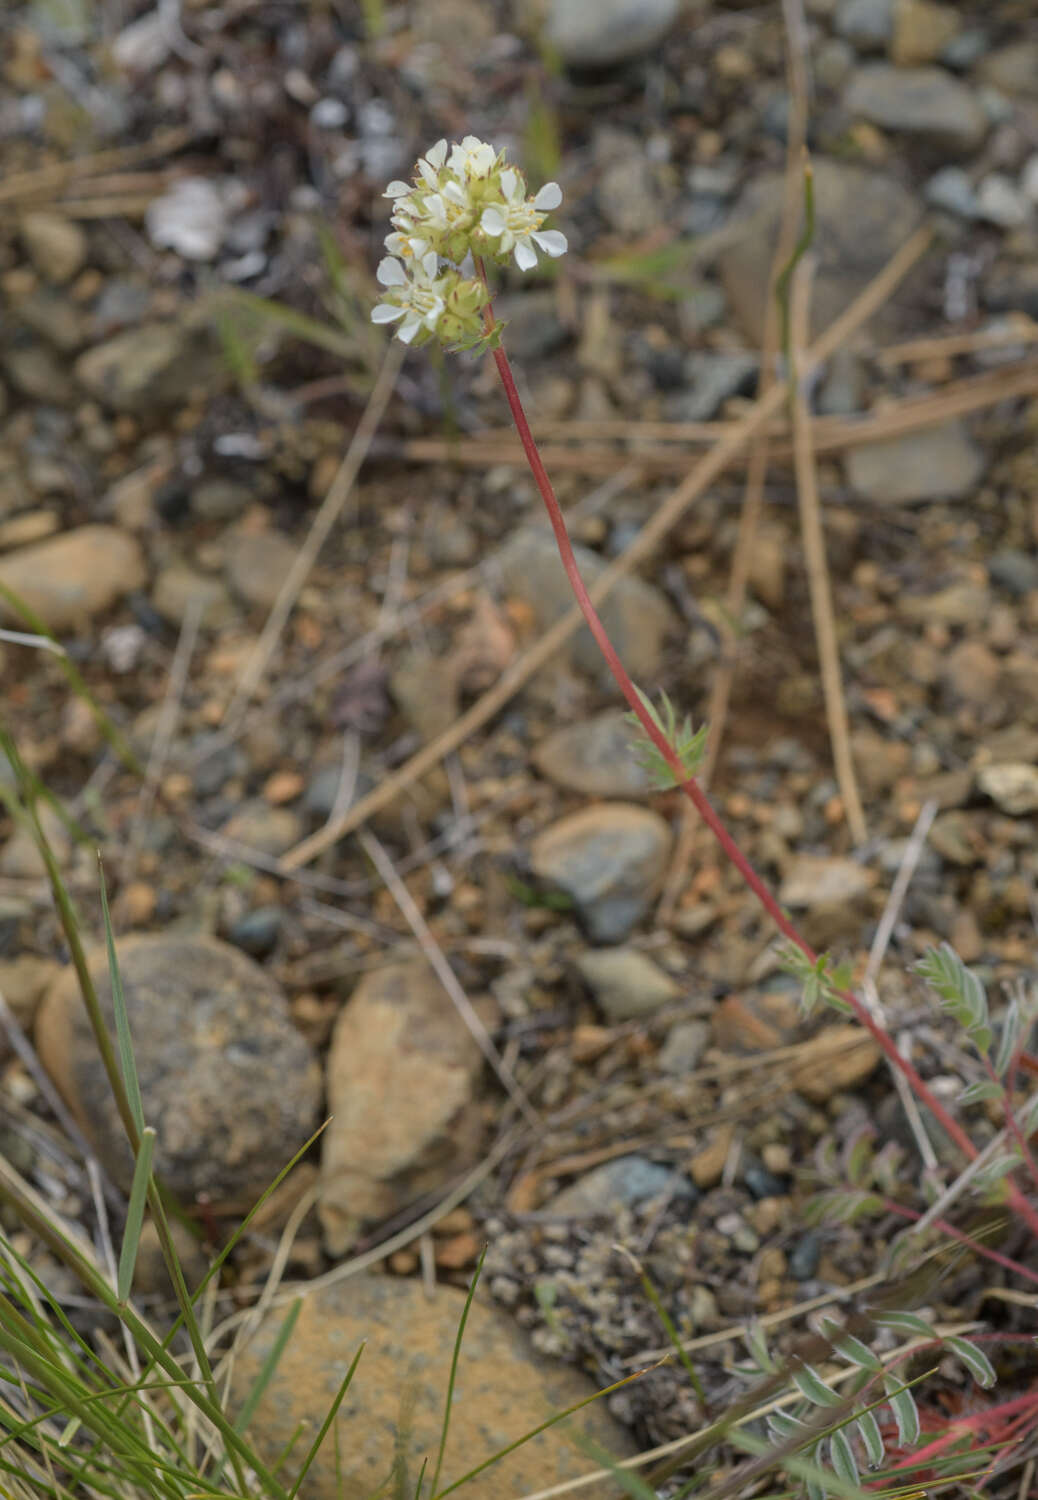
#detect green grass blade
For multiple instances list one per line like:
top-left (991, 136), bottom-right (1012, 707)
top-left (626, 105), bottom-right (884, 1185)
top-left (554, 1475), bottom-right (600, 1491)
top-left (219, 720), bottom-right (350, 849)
top-left (98, 855), bottom-right (145, 1137)
top-left (287, 1343), bottom-right (364, 1500)
top-left (617, 1246), bottom-right (707, 1408)
top-left (0, 585), bottom-right (142, 774)
top-left (430, 1366), bottom-right (650, 1500)
top-left (117, 1127), bottom-right (155, 1302)
top-left (234, 1299), bottom-right (303, 1438)
top-left (430, 1244), bottom-right (486, 1498)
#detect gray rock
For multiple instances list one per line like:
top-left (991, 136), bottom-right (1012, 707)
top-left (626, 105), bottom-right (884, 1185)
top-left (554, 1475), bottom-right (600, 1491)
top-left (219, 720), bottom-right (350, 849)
top-left (0, 525), bottom-right (145, 631)
top-left (845, 420), bottom-right (985, 504)
top-left (977, 763), bottom-right (1038, 816)
top-left (835, 0), bottom-right (893, 52)
top-left (575, 947), bottom-right (680, 1021)
top-left (597, 155), bottom-right (664, 234)
top-left (940, 28), bottom-right (988, 70)
top-left (319, 962), bottom-right (484, 1253)
top-left (495, 526), bottom-right (674, 687)
top-left (548, 1156), bottom-right (694, 1216)
top-left (668, 353), bottom-right (757, 422)
top-left (75, 321), bottom-right (226, 413)
top-left (815, 37), bottom-right (856, 89)
top-left (721, 161), bottom-right (916, 344)
top-left (546, 0), bottom-right (679, 68)
top-left (789, 1232), bottom-right (822, 1280)
top-left (844, 66), bottom-right (988, 152)
top-left (658, 1018), bottom-right (711, 1074)
top-left (36, 935), bottom-right (321, 1201)
top-left (220, 800), bottom-right (302, 856)
top-left (3, 342), bottom-right (79, 405)
top-left (533, 710), bottom-right (654, 798)
top-left (225, 530), bottom-right (297, 610)
top-left (191, 478), bottom-right (253, 521)
top-left (983, 262), bottom-right (1038, 320)
top-left (228, 906), bottom-right (283, 958)
top-left (977, 41), bottom-right (1038, 97)
top-left (530, 803), bottom-right (672, 943)
top-left (152, 562), bottom-right (236, 629)
top-left (230, 1275), bottom-right (635, 1500)
top-left (19, 211), bottom-right (88, 284)
top-left (779, 855), bottom-right (874, 907)
top-left (817, 348), bottom-right (866, 415)
top-left (989, 551), bottom-right (1038, 596)
top-left (925, 165), bottom-right (979, 218)
top-left (975, 174), bottom-right (1032, 229)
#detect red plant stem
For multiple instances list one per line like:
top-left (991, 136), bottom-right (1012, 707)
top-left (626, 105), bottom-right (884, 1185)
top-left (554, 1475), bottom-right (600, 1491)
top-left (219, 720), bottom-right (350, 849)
top-left (886, 1389), bottom-right (1038, 1473)
top-left (881, 1199), bottom-right (1038, 1286)
top-left (479, 282), bottom-right (1038, 1229)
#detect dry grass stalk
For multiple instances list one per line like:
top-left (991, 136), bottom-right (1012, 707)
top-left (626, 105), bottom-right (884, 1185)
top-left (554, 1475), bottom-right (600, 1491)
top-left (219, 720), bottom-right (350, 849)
top-left (658, 0), bottom-right (815, 922)
top-left (408, 359), bottom-right (1038, 472)
top-left (789, 254), bottom-right (867, 843)
top-left (0, 127), bottom-right (193, 205)
top-left (220, 340), bottom-right (404, 734)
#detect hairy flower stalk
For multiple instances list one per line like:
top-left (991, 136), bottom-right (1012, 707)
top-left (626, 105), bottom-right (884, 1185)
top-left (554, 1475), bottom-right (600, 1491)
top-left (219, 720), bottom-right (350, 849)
top-left (371, 138), bottom-right (1038, 1240)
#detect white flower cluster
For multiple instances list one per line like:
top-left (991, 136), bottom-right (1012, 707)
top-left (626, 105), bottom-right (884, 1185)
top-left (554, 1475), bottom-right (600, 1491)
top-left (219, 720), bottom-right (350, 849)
top-left (371, 136), bottom-right (567, 349)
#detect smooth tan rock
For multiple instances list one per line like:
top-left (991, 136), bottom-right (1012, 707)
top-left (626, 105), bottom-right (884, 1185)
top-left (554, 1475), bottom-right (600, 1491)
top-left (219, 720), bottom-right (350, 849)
top-left (791, 1026), bottom-right (881, 1102)
top-left (230, 1274), bottom-right (636, 1500)
top-left (0, 525), bottom-right (145, 630)
top-left (225, 530), bottom-right (297, 610)
top-left (320, 962), bottom-right (484, 1254)
top-left (19, 212), bottom-right (88, 283)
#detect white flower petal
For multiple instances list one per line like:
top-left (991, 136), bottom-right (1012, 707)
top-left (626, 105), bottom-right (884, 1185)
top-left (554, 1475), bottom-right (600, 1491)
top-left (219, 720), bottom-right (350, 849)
top-left (422, 296), bottom-right (445, 329)
top-left (417, 159), bottom-right (439, 187)
top-left (397, 315), bottom-right (421, 344)
top-left (427, 139), bottom-right (447, 168)
top-left (534, 182), bottom-right (562, 211)
top-left (425, 193), bottom-right (448, 227)
top-left (371, 303), bottom-right (405, 323)
top-left (461, 134), bottom-right (483, 151)
top-left (443, 180), bottom-right (468, 206)
top-left (384, 181), bottom-right (411, 197)
top-left (481, 205), bottom-right (506, 234)
top-left (419, 250), bottom-right (440, 279)
top-left (376, 257), bottom-right (408, 286)
top-left (514, 240), bottom-right (538, 271)
top-left (531, 229), bottom-right (567, 257)
top-left (500, 168), bottom-right (518, 200)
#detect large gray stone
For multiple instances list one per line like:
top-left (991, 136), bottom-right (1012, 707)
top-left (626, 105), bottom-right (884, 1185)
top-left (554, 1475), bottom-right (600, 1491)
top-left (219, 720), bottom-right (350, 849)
top-left (844, 65), bottom-right (987, 152)
top-left (844, 419), bottom-right (985, 503)
top-left (533, 709), bottom-right (654, 797)
top-left (530, 803), bottom-right (672, 943)
top-left (36, 935), bottom-right (321, 1203)
top-left (720, 160), bottom-right (917, 344)
top-left (546, 0), bottom-right (679, 68)
top-left (75, 320), bottom-right (227, 412)
top-left (495, 525), bottom-right (674, 687)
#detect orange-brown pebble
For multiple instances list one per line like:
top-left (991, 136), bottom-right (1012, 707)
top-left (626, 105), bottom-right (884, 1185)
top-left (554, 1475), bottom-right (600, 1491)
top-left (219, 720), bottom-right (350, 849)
top-left (121, 882), bottom-right (157, 927)
top-left (263, 770), bottom-right (304, 805)
top-left (435, 1232), bottom-right (481, 1270)
top-left (387, 1250), bottom-right (419, 1275)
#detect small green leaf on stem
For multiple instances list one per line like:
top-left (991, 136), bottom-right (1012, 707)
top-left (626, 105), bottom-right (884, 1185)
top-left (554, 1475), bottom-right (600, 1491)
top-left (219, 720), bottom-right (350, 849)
top-left (624, 688), bottom-right (707, 789)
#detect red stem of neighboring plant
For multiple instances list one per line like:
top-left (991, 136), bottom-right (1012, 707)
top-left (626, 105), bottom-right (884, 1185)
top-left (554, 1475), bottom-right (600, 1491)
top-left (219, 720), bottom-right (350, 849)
top-left (482, 287), bottom-right (1038, 1236)
top-left (881, 1199), bottom-right (1038, 1286)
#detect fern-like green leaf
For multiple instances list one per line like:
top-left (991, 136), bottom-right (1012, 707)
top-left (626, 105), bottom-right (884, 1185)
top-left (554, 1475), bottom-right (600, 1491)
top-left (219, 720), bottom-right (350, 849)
top-left (624, 688), bottom-right (708, 789)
